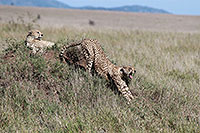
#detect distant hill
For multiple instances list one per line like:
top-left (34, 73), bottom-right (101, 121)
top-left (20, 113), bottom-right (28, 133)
top-left (79, 5), bottom-right (170, 14)
top-left (0, 0), bottom-right (71, 8)
top-left (0, 0), bottom-right (170, 14)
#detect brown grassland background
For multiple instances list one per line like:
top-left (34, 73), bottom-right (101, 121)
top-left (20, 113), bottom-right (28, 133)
top-left (0, 5), bottom-right (200, 132)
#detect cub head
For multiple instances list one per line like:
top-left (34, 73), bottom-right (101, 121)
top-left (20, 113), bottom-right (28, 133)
top-left (120, 66), bottom-right (136, 85)
top-left (27, 29), bottom-right (43, 41)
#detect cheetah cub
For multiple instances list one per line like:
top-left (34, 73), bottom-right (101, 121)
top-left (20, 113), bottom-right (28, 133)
top-left (60, 39), bottom-right (136, 103)
top-left (25, 29), bottom-right (55, 54)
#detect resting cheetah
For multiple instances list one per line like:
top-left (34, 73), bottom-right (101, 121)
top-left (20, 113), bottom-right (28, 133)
top-left (25, 29), bottom-right (55, 54)
top-left (60, 39), bottom-right (136, 103)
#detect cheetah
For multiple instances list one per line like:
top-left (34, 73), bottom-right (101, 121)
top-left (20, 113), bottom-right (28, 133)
top-left (60, 39), bottom-right (136, 103)
top-left (25, 29), bottom-right (55, 54)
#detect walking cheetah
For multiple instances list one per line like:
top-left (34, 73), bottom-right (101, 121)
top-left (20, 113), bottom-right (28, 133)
top-left (60, 39), bottom-right (136, 103)
top-left (25, 29), bottom-right (55, 54)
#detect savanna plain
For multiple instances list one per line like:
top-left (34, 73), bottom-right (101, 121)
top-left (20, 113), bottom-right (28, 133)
top-left (0, 6), bottom-right (200, 132)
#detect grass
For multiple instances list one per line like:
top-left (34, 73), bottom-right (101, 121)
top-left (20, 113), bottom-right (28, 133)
top-left (0, 22), bottom-right (200, 132)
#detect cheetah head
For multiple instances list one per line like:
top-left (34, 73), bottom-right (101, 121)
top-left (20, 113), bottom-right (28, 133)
top-left (27, 29), bottom-right (43, 41)
top-left (120, 66), bottom-right (136, 84)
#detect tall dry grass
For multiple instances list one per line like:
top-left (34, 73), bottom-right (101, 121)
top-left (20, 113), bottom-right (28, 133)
top-left (0, 22), bottom-right (200, 132)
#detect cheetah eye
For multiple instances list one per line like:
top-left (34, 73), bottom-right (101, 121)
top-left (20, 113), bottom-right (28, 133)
top-left (37, 32), bottom-right (40, 34)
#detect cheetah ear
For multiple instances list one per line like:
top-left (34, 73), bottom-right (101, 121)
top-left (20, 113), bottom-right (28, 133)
top-left (120, 67), bottom-right (125, 73)
top-left (28, 31), bottom-right (32, 35)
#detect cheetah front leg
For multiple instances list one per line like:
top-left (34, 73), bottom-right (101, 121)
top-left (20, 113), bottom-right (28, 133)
top-left (84, 50), bottom-right (93, 73)
top-left (32, 47), bottom-right (38, 54)
top-left (33, 47), bottom-right (43, 54)
top-left (121, 85), bottom-right (134, 104)
top-left (86, 57), bottom-right (93, 73)
top-left (113, 76), bottom-right (134, 104)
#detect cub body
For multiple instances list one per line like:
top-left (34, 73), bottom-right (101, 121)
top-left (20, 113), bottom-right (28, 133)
top-left (25, 30), bottom-right (54, 54)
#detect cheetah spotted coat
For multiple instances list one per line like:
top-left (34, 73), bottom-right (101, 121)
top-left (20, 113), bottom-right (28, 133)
top-left (60, 39), bottom-right (136, 103)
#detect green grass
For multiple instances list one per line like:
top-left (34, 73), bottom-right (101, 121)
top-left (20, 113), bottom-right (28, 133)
top-left (0, 23), bottom-right (200, 132)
